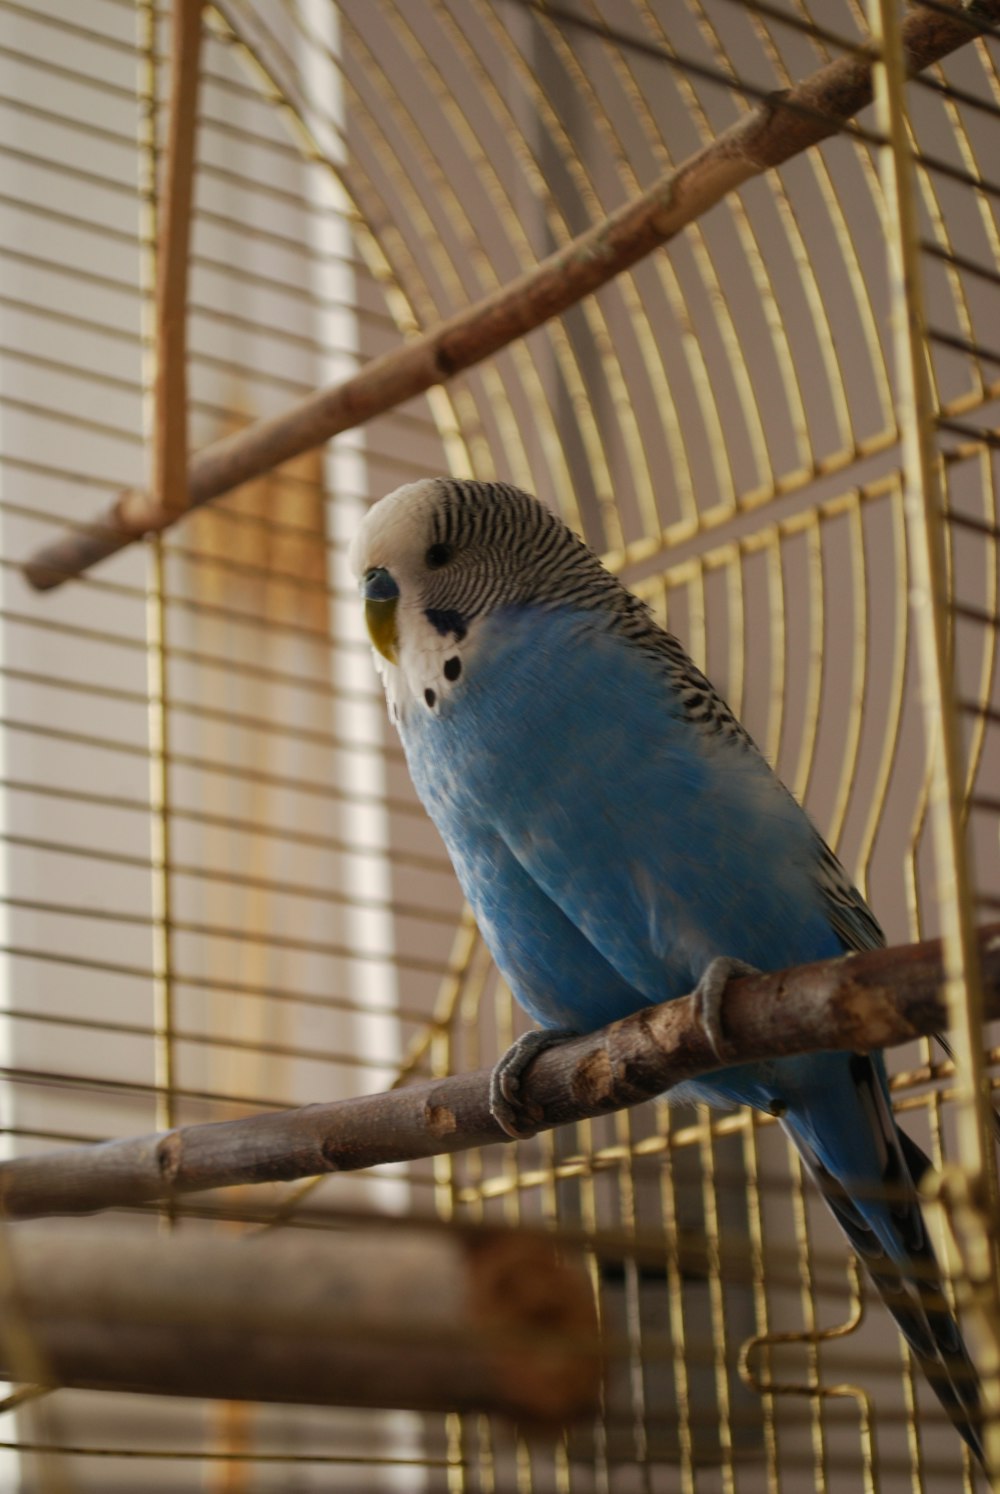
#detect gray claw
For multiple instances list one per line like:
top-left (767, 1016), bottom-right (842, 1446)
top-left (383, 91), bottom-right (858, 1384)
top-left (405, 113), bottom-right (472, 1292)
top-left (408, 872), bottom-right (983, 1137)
top-left (692, 956), bottom-right (758, 1062)
top-left (490, 1028), bottom-right (578, 1139)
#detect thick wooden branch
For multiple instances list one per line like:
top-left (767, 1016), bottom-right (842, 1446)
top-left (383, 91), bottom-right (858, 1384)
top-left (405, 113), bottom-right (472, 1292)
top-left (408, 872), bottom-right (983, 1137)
top-left (1, 927), bottom-right (997, 1221)
top-left (152, 0), bottom-right (204, 516)
top-left (22, 0), bottom-right (998, 589)
top-left (0, 1222), bottom-right (600, 1420)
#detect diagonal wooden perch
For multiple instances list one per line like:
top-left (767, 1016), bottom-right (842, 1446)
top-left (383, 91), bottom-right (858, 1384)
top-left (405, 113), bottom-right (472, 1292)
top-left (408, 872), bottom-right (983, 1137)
top-left (1, 926), bottom-right (997, 1221)
top-left (21, 0), bottom-right (999, 590)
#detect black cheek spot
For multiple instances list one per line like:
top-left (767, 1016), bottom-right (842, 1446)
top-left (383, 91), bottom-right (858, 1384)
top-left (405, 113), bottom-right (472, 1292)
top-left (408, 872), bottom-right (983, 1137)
top-left (444, 656), bottom-right (462, 682)
top-left (425, 608), bottom-right (468, 642)
top-left (424, 688), bottom-right (437, 708)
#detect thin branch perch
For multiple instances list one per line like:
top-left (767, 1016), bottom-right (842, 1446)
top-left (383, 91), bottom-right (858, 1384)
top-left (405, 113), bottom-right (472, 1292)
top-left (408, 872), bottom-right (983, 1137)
top-left (152, 0), bottom-right (204, 515)
top-left (22, 0), bottom-right (999, 589)
top-left (1, 927), bottom-right (997, 1221)
top-left (0, 1222), bottom-right (600, 1420)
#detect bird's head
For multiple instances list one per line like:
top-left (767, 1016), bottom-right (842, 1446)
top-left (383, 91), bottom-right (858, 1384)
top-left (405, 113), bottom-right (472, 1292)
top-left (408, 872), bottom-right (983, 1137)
top-left (349, 477), bottom-right (619, 667)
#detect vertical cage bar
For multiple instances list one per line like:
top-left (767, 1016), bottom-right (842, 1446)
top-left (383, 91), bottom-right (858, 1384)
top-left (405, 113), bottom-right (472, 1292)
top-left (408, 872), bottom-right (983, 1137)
top-left (789, 1150), bottom-right (828, 1489)
top-left (699, 1111), bottom-right (736, 1494)
top-left (146, 543), bottom-right (177, 1137)
top-left (865, 0), bottom-right (1000, 1472)
top-left (741, 1112), bottom-right (782, 1494)
top-left (138, 2), bottom-right (177, 1141)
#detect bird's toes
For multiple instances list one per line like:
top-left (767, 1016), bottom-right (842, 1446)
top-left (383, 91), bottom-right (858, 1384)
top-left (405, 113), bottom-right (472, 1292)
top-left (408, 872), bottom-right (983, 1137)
top-left (692, 956), bottom-right (759, 1062)
top-left (489, 1027), bottom-right (578, 1139)
top-left (497, 1065), bottom-right (522, 1106)
top-left (489, 1085), bottom-right (537, 1141)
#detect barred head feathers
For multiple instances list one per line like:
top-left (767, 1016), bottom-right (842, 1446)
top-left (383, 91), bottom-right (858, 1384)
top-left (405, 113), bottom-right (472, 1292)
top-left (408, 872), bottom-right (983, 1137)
top-left (350, 477), bottom-right (626, 627)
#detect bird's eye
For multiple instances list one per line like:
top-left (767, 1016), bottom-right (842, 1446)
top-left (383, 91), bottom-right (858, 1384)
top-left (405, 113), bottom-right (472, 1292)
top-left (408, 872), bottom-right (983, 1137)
top-left (425, 542), bottom-right (453, 569)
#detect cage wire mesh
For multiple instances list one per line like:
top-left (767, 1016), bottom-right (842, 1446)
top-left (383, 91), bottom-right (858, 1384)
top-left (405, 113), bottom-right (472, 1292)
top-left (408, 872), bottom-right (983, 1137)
top-left (0, 0), bottom-right (998, 1489)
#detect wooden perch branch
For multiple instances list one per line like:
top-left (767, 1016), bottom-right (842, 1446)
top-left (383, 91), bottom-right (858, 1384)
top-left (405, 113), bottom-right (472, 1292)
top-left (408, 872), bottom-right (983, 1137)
top-left (1, 927), bottom-right (998, 1221)
top-left (0, 1222), bottom-right (600, 1420)
top-left (152, 0), bottom-right (204, 516)
top-left (22, 0), bottom-right (998, 590)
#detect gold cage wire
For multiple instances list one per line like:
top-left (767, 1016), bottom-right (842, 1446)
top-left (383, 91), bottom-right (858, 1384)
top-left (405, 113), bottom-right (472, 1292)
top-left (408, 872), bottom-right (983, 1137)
top-left (0, 0), bottom-right (998, 1490)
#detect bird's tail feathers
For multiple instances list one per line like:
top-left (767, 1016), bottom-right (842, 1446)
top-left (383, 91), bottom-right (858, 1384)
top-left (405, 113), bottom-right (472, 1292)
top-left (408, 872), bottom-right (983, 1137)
top-left (781, 1063), bottom-right (984, 1468)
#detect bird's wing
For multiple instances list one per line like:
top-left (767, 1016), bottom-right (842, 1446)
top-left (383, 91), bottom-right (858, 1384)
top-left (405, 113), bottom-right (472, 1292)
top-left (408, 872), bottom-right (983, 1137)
top-left (812, 835), bottom-right (886, 952)
top-left (645, 626), bottom-right (887, 957)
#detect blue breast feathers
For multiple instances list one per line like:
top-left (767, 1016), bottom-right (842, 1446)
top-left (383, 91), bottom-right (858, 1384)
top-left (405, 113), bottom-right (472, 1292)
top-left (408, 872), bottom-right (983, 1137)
top-left (399, 605), bottom-right (843, 1033)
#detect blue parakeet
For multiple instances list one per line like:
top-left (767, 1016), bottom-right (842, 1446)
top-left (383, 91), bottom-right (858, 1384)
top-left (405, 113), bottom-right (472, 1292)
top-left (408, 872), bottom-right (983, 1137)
top-left (351, 476), bottom-right (983, 1463)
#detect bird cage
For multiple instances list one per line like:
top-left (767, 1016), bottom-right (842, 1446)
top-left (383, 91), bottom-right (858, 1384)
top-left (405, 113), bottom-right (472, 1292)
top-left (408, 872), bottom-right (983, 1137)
top-left (0, 1), bottom-right (998, 1491)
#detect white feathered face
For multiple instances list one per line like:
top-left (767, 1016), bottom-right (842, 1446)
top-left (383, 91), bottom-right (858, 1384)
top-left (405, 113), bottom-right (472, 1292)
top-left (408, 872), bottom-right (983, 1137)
top-left (350, 476), bottom-right (624, 719)
top-left (348, 476), bottom-right (521, 717)
top-left (349, 479), bottom-right (444, 666)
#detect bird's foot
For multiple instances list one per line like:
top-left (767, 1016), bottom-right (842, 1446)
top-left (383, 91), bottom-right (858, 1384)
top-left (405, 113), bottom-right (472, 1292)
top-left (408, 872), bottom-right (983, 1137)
top-left (692, 957), bottom-right (759, 1062)
top-left (490, 1028), bottom-right (578, 1140)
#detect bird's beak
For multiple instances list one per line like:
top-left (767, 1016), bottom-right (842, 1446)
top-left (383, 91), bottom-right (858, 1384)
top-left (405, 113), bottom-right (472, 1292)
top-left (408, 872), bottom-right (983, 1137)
top-left (362, 567), bottom-right (400, 663)
top-left (365, 598), bottom-right (399, 662)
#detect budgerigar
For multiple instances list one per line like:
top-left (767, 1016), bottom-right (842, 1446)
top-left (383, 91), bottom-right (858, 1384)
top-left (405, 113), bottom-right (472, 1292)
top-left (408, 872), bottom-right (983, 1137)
top-left (351, 476), bottom-right (984, 1463)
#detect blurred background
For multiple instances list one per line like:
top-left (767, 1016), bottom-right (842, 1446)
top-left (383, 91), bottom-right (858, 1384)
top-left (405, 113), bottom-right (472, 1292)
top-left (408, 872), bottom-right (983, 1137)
top-left (0, 0), bottom-right (998, 1489)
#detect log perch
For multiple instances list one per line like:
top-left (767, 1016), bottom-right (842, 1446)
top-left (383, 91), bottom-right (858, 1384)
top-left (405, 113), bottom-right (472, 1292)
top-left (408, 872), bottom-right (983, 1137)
top-left (1, 927), bottom-right (998, 1221)
top-left (0, 1222), bottom-right (600, 1421)
top-left (21, 0), bottom-right (1000, 590)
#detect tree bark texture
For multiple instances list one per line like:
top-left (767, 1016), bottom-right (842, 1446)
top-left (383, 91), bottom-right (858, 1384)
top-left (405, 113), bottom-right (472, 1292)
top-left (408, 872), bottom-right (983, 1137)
top-left (0, 927), bottom-right (997, 1221)
top-left (151, 0), bottom-right (204, 516)
top-left (0, 1222), bottom-right (600, 1421)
